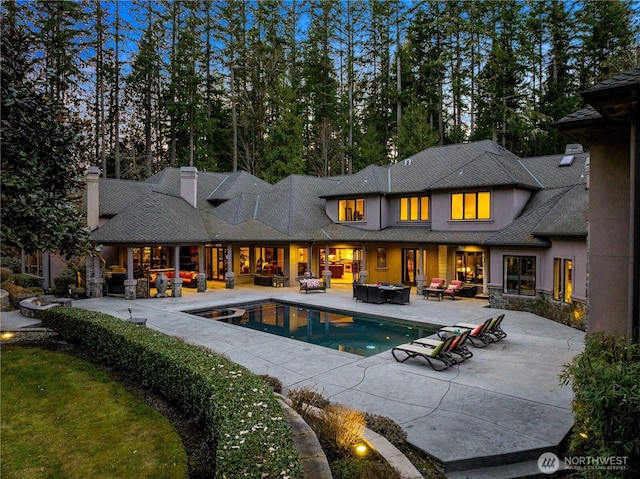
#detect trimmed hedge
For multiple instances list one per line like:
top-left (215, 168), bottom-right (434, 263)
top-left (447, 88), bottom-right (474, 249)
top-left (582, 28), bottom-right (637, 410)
top-left (42, 307), bottom-right (303, 478)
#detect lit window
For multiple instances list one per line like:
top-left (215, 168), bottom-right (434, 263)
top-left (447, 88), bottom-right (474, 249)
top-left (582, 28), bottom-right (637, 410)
top-left (553, 258), bottom-right (573, 303)
top-left (339, 198), bottom-right (365, 221)
top-left (399, 196), bottom-right (429, 221)
top-left (451, 192), bottom-right (490, 220)
top-left (504, 256), bottom-right (536, 296)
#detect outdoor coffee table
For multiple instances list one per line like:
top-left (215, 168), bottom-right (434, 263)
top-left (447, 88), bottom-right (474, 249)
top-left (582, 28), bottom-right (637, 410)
top-left (424, 287), bottom-right (444, 301)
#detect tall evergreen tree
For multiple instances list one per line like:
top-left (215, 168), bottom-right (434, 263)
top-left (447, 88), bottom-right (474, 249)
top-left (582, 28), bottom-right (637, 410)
top-left (1, 4), bottom-right (91, 256)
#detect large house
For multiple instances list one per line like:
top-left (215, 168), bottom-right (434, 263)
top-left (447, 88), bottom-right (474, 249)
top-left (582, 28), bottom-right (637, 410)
top-left (79, 139), bottom-right (589, 328)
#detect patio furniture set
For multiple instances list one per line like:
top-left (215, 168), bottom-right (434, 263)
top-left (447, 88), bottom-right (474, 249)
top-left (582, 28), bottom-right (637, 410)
top-left (391, 314), bottom-right (507, 371)
top-left (353, 283), bottom-right (411, 305)
top-left (422, 278), bottom-right (478, 300)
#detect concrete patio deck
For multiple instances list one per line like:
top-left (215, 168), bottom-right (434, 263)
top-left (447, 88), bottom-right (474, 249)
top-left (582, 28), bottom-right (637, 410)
top-left (1, 283), bottom-right (584, 478)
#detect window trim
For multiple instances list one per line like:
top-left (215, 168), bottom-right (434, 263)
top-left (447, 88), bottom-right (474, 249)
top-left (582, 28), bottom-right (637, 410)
top-left (399, 195), bottom-right (430, 222)
top-left (503, 255), bottom-right (536, 296)
top-left (338, 198), bottom-right (365, 222)
top-left (451, 191), bottom-right (491, 220)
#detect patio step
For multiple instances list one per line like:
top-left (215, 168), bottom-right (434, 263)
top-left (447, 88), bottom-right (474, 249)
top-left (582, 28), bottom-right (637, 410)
top-left (445, 458), bottom-right (571, 479)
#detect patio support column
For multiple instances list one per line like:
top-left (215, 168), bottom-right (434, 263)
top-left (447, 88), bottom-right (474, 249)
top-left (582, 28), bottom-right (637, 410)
top-left (322, 243), bottom-right (331, 288)
top-left (307, 245), bottom-right (312, 276)
top-left (172, 246), bottom-right (183, 297)
top-left (225, 245), bottom-right (235, 289)
top-left (416, 247), bottom-right (425, 295)
top-left (359, 243), bottom-right (368, 284)
top-left (197, 245), bottom-right (206, 292)
top-left (92, 255), bottom-right (104, 298)
top-left (125, 247), bottom-right (136, 300)
top-left (482, 249), bottom-right (489, 295)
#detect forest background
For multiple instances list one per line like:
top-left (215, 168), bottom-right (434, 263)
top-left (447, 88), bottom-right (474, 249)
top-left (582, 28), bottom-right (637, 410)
top-left (4, 0), bottom-right (640, 184)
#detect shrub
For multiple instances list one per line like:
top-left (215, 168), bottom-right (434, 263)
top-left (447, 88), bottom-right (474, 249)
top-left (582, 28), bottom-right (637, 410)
top-left (53, 269), bottom-right (77, 296)
top-left (331, 457), bottom-right (400, 479)
top-left (287, 386), bottom-right (330, 415)
top-left (364, 413), bottom-right (408, 447)
top-left (41, 307), bottom-right (304, 478)
top-left (12, 273), bottom-right (43, 289)
top-left (561, 333), bottom-right (640, 477)
top-left (0, 256), bottom-right (21, 272)
top-left (1, 266), bottom-right (13, 283)
top-left (259, 374), bottom-right (282, 394)
top-left (2, 283), bottom-right (43, 307)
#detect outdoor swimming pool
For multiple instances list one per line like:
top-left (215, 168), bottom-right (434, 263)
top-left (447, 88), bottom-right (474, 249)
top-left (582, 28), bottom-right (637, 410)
top-left (188, 301), bottom-right (439, 357)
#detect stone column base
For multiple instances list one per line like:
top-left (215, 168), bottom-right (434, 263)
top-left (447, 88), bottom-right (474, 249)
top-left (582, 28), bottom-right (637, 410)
top-left (172, 278), bottom-right (183, 297)
top-left (124, 279), bottom-right (137, 300)
top-left (91, 278), bottom-right (104, 298)
top-left (197, 273), bottom-right (207, 292)
top-left (322, 270), bottom-right (331, 288)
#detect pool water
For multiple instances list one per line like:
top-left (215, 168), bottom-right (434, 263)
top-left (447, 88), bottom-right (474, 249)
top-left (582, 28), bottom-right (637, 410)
top-left (189, 301), bottom-right (438, 357)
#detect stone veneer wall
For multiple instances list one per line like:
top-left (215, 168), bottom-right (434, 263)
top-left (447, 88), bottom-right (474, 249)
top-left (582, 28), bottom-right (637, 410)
top-left (489, 287), bottom-right (586, 331)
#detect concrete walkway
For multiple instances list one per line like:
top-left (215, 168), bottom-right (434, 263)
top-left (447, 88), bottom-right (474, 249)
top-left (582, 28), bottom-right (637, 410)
top-left (1, 283), bottom-right (584, 478)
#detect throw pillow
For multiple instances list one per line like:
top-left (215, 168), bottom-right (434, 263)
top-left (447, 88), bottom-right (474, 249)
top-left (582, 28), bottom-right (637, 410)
top-left (429, 282), bottom-right (441, 288)
top-left (447, 283), bottom-right (457, 290)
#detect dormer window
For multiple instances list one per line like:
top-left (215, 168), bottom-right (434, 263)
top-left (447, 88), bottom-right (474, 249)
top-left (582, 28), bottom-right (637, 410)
top-left (451, 192), bottom-right (491, 220)
top-left (339, 198), bottom-right (365, 221)
top-left (400, 196), bottom-right (429, 221)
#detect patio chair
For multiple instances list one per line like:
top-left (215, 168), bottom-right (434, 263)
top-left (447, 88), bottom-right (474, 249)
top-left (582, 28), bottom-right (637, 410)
top-left (390, 286), bottom-right (411, 305)
top-left (412, 329), bottom-right (472, 362)
top-left (366, 285), bottom-right (388, 304)
top-left (442, 280), bottom-right (463, 300)
top-left (438, 317), bottom-right (494, 347)
top-left (391, 335), bottom-right (456, 371)
top-left (354, 283), bottom-right (368, 302)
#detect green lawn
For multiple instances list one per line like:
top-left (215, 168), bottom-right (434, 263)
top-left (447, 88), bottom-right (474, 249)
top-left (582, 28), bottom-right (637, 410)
top-left (1, 345), bottom-right (189, 479)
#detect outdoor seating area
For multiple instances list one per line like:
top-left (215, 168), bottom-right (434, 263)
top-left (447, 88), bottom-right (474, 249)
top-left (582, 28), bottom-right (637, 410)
top-left (392, 314), bottom-right (506, 370)
top-left (353, 283), bottom-right (411, 304)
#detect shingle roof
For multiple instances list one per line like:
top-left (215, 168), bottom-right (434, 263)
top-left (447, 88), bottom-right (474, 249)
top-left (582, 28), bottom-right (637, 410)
top-left (96, 178), bottom-right (152, 217)
top-left (322, 165), bottom-right (391, 196)
top-left (518, 152), bottom-right (588, 189)
top-left (485, 185), bottom-right (587, 246)
top-left (211, 176), bottom-right (338, 236)
top-left (584, 67), bottom-right (640, 94)
top-left (91, 190), bottom-right (209, 243)
top-left (532, 185), bottom-right (588, 237)
top-left (323, 140), bottom-right (542, 197)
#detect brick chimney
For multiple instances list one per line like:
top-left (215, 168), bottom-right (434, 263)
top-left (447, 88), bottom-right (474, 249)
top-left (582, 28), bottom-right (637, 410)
top-left (180, 166), bottom-right (198, 207)
top-left (86, 166), bottom-right (100, 230)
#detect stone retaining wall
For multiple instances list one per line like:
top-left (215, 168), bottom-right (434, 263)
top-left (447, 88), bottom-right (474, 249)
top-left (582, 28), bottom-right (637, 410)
top-left (489, 287), bottom-right (586, 330)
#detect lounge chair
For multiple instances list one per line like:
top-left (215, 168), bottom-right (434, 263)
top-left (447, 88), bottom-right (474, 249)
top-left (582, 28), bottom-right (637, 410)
top-left (438, 317), bottom-right (493, 347)
top-left (442, 280), bottom-right (463, 300)
top-left (484, 314), bottom-right (506, 342)
top-left (412, 329), bottom-right (472, 362)
top-left (391, 335), bottom-right (456, 371)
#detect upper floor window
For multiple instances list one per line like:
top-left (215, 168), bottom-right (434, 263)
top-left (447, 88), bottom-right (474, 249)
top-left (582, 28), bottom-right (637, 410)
top-left (339, 198), bottom-right (365, 221)
top-left (400, 196), bottom-right (429, 221)
top-left (451, 192), bottom-right (490, 220)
